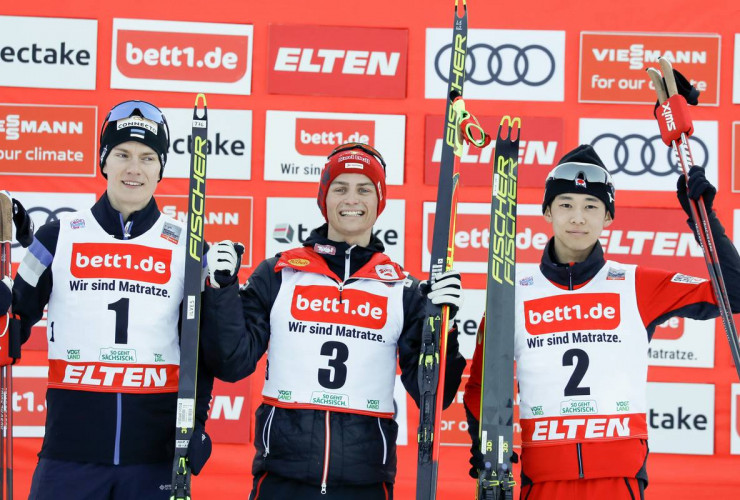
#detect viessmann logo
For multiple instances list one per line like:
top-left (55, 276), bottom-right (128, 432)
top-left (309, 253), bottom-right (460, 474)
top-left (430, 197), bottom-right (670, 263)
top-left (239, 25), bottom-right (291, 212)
top-left (295, 118), bottom-right (375, 156)
top-left (524, 293), bottom-right (621, 335)
top-left (291, 285), bottom-right (388, 329)
top-left (0, 114), bottom-right (84, 141)
top-left (579, 32), bottom-right (720, 105)
top-left (268, 25), bottom-right (408, 98)
top-left (111, 19), bottom-right (253, 94)
top-left (0, 104), bottom-right (97, 176)
top-left (71, 243), bottom-right (172, 284)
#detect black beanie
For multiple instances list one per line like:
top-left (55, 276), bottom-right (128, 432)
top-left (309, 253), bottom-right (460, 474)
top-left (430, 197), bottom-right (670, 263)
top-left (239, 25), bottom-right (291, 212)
top-left (542, 144), bottom-right (615, 218)
top-left (99, 101), bottom-right (169, 180)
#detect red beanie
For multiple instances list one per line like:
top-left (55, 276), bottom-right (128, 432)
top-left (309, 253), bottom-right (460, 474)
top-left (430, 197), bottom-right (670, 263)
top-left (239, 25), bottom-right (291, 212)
top-left (317, 147), bottom-right (387, 220)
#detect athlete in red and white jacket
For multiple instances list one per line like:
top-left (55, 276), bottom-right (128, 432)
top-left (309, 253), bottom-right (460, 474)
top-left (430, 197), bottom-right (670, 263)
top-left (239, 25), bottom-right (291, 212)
top-left (201, 143), bottom-right (467, 500)
top-left (464, 144), bottom-right (740, 500)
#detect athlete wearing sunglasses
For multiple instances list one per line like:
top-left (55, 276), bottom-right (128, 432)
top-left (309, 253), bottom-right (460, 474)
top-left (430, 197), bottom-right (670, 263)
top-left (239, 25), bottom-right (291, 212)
top-left (201, 143), bottom-right (466, 499)
top-left (6, 100), bottom-right (215, 499)
top-left (464, 144), bottom-right (740, 500)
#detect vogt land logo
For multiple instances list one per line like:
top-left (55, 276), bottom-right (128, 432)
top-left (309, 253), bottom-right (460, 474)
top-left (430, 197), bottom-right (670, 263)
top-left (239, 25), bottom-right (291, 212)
top-left (0, 16), bottom-right (97, 90)
top-left (111, 19), bottom-right (253, 94)
top-left (647, 382), bottom-right (714, 455)
top-left (162, 108), bottom-right (251, 180)
top-left (267, 25), bottom-right (408, 99)
top-left (264, 111), bottom-right (404, 185)
top-left (425, 28), bottom-right (565, 101)
top-left (579, 118), bottom-right (718, 191)
top-left (265, 198), bottom-right (405, 265)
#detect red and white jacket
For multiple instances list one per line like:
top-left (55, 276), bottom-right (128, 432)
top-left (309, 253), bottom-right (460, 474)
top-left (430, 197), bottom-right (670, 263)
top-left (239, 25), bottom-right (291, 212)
top-left (464, 230), bottom-right (740, 484)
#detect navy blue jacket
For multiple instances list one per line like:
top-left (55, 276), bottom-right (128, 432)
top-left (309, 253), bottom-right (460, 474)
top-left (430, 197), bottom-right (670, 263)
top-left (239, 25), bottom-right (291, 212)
top-left (12, 192), bottom-right (213, 465)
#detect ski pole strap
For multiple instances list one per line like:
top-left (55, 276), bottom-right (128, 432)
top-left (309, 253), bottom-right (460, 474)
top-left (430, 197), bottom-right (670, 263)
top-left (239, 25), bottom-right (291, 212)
top-left (655, 94), bottom-right (694, 146)
top-left (451, 96), bottom-right (491, 148)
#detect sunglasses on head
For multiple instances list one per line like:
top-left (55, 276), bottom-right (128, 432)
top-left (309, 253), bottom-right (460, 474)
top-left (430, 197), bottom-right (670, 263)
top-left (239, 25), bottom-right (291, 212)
top-left (546, 162), bottom-right (614, 187)
top-left (327, 142), bottom-right (387, 170)
top-left (100, 100), bottom-right (170, 143)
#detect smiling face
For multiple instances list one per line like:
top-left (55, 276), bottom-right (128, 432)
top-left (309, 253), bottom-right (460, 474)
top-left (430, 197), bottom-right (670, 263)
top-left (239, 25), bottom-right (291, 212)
top-left (544, 193), bottom-right (613, 263)
top-left (102, 141), bottom-right (161, 221)
top-left (325, 173), bottom-right (379, 247)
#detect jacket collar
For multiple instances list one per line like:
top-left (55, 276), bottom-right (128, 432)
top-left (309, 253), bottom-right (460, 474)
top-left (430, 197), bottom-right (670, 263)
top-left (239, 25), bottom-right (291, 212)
top-left (90, 192), bottom-right (161, 240)
top-left (276, 223), bottom-right (393, 281)
top-left (539, 238), bottom-right (606, 289)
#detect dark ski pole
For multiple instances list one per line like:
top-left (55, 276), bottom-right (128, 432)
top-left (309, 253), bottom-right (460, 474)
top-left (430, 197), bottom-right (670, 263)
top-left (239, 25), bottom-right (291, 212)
top-left (477, 117), bottom-right (521, 500)
top-left (647, 59), bottom-right (740, 382)
top-left (0, 191), bottom-right (14, 500)
top-left (170, 94), bottom-right (208, 500)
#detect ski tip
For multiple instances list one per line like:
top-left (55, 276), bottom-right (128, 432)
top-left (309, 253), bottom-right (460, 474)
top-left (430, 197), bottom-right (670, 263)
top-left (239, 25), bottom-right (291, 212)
top-left (0, 190), bottom-right (11, 203)
top-left (498, 116), bottom-right (522, 142)
top-left (195, 93), bottom-right (207, 108)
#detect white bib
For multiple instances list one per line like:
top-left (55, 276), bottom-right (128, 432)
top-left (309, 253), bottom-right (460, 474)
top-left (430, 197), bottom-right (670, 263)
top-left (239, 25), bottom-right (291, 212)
top-left (47, 209), bottom-right (186, 394)
top-left (263, 268), bottom-right (405, 417)
top-left (515, 262), bottom-right (649, 446)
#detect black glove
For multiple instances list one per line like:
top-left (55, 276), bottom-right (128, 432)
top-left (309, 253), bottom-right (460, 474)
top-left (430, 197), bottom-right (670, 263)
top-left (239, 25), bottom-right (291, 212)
top-left (677, 166), bottom-right (715, 217)
top-left (206, 241), bottom-right (245, 288)
top-left (187, 426), bottom-right (212, 476)
top-left (12, 198), bottom-right (34, 248)
top-left (420, 270), bottom-right (463, 320)
top-left (653, 68), bottom-right (700, 118)
top-left (0, 277), bottom-right (11, 313)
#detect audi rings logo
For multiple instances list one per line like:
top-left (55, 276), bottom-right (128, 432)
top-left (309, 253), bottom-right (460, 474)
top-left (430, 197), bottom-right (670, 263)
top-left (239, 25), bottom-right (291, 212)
top-left (434, 43), bottom-right (556, 87)
top-left (11, 206), bottom-right (76, 249)
top-left (590, 134), bottom-right (709, 177)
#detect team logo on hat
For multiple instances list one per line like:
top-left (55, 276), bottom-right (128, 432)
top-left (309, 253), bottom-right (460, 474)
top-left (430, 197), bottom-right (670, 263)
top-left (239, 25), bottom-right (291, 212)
top-left (575, 178), bottom-right (587, 188)
top-left (116, 116), bottom-right (159, 134)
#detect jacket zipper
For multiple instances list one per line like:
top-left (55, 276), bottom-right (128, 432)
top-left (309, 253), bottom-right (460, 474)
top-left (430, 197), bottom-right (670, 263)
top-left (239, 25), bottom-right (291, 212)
top-left (338, 245), bottom-right (355, 303)
top-left (576, 442), bottom-right (584, 478)
top-left (114, 216), bottom-right (132, 465)
top-left (262, 406), bottom-right (276, 457)
top-left (377, 418), bottom-right (388, 465)
top-left (568, 264), bottom-right (574, 291)
top-left (321, 411), bottom-right (331, 494)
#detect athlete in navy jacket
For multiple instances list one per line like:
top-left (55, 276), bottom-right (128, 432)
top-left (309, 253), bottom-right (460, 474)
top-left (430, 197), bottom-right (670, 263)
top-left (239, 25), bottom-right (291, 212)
top-left (3, 101), bottom-right (215, 499)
